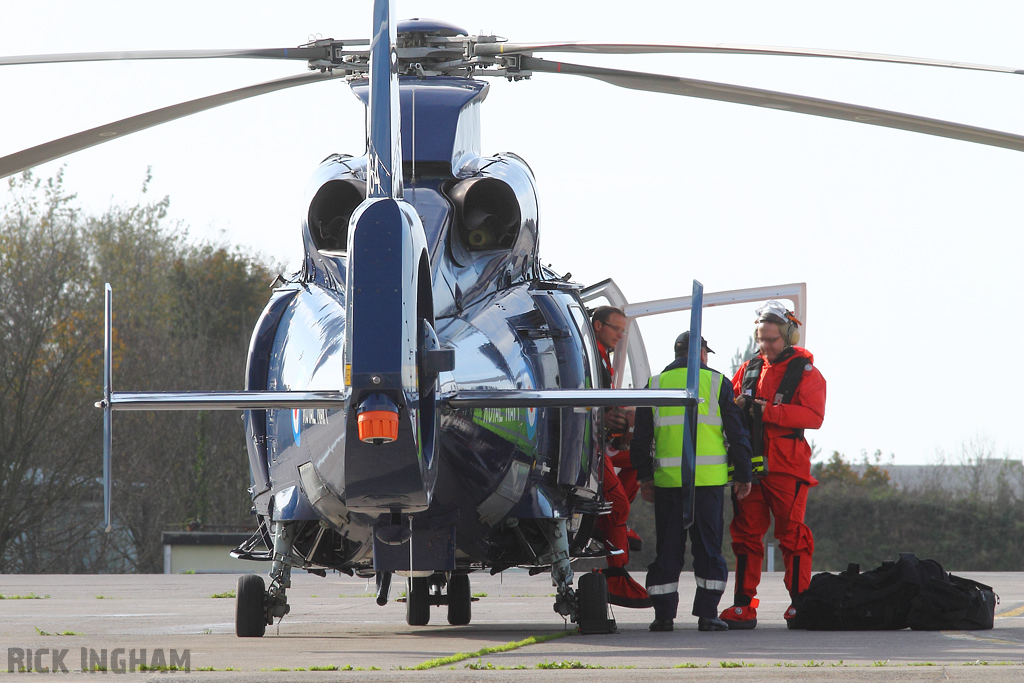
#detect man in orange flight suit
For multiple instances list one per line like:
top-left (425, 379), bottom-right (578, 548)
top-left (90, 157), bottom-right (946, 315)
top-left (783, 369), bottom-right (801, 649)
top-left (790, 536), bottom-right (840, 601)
top-left (719, 300), bottom-right (826, 630)
top-left (591, 305), bottom-right (650, 608)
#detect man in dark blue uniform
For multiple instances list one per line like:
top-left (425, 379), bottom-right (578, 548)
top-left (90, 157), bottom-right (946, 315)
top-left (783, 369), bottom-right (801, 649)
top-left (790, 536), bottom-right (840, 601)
top-left (632, 332), bottom-right (753, 631)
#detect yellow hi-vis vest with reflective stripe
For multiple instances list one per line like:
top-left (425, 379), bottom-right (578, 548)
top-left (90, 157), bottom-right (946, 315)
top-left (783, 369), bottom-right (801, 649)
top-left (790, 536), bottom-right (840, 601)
top-left (649, 367), bottom-right (728, 487)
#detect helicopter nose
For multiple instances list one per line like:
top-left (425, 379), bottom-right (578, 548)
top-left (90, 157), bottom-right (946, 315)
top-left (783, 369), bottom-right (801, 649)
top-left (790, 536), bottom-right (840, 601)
top-left (355, 393), bottom-right (400, 444)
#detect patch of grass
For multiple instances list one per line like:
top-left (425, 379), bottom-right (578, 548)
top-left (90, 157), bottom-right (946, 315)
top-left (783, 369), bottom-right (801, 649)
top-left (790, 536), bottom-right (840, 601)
top-left (829, 660), bottom-right (846, 667)
top-left (674, 662), bottom-right (711, 669)
top-left (536, 660), bottom-right (602, 669)
top-left (402, 631), bottom-right (572, 670)
top-left (181, 569), bottom-right (196, 575)
top-left (95, 595), bottom-right (112, 599)
top-left (194, 666), bottom-right (216, 671)
top-left (720, 661), bottom-right (755, 668)
top-left (210, 590), bottom-right (236, 599)
top-left (34, 626), bottom-right (82, 636)
top-left (310, 665), bottom-right (339, 671)
top-left (271, 667), bottom-right (290, 671)
top-left (872, 660), bottom-right (890, 667)
top-left (138, 664), bottom-right (186, 672)
top-left (464, 660), bottom-right (529, 670)
top-left (908, 662), bottom-right (936, 666)
top-left (1, 593), bottom-right (49, 599)
top-left (339, 593), bottom-right (376, 598)
top-left (804, 660), bottom-right (825, 667)
top-left (472, 592), bottom-right (488, 598)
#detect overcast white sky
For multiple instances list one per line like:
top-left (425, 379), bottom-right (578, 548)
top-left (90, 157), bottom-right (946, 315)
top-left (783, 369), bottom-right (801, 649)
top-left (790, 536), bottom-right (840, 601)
top-left (2, 0), bottom-right (1022, 466)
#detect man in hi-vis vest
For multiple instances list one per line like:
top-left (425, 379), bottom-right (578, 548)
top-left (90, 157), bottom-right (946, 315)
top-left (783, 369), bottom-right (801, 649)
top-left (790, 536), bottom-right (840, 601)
top-left (632, 332), bottom-right (753, 632)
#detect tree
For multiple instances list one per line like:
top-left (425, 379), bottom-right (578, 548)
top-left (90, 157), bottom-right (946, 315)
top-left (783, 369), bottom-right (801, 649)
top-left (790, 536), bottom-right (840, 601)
top-left (85, 188), bottom-right (277, 572)
top-left (0, 171), bottom-right (105, 572)
top-left (1, 171), bottom-right (278, 572)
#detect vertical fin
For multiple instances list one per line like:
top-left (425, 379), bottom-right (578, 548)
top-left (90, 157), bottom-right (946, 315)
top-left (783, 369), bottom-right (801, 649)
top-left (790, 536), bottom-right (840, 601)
top-left (102, 283), bottom-right (113, 532)
top-left (367, 0), bottom-right (402, 199)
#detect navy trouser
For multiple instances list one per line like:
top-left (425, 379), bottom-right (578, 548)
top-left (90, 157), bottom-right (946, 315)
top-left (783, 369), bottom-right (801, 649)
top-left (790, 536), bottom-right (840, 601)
top-left (645, 485), bottom-right (728, 619)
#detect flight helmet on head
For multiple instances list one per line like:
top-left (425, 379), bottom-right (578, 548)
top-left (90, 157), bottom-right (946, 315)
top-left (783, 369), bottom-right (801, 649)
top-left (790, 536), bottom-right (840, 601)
top-left (754, 300), bottom-right (802, 347)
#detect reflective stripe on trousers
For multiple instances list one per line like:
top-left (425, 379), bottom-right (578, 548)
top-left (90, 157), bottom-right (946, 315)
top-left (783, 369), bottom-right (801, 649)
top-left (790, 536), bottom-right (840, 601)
top-left (695, 576), bottom-right (728, 593)
top-left (648, 581), bottom-right (679, 597)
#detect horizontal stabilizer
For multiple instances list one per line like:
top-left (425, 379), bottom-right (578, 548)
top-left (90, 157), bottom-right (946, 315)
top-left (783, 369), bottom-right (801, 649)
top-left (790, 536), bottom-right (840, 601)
top-left (97, 390), bottom-right (346, 411)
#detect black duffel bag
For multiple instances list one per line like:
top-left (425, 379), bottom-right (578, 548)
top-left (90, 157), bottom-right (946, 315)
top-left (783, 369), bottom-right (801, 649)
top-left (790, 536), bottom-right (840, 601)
top-left (907, 574), bottom-right (997, 630)
top-left (792, 553), bottom-right (945, 630)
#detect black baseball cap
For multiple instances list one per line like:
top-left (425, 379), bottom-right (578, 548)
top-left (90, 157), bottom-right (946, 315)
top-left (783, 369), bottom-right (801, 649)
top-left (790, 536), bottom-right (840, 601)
top-left (674, 331), bottom-right (714, 355)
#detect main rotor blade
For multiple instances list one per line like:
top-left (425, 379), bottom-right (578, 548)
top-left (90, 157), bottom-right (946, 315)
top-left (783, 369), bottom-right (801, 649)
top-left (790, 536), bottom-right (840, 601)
top-left (0, 70), bottom-right (345, 179)
top-left (479, 41), bottom-right (1024, 76)
top-left (522, 56), bottom-right (1024, 154)
top-left (0, 44), bottom-right (368, 67)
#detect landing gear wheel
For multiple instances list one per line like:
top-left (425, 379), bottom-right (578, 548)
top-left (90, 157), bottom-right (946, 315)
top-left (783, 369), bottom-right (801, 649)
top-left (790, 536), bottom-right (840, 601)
top-left (447, 574), bottom-right (472, 626)
top-left (576, 571), bottom-right (615, 634)
top-left (406, 576), bottom-right (431, 626)
top-left (236, 574), bottom-right (267, 638)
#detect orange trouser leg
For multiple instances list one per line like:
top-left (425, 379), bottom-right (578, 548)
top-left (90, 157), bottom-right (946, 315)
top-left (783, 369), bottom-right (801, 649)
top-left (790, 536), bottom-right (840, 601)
top-left (761, 474), bottom-right (815, 598)
top-left (729, 481), bottom-right (771, 601)
top-left (597, 454), bottom-right (630, 568)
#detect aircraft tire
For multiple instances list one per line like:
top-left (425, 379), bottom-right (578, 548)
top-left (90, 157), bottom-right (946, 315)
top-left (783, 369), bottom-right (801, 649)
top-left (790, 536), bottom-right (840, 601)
top-left (406, 576), bottom-right (431, 626)
top-left (577, 571), bottom-right (609, 625)
top-left (447, 574), bottom-right (472, 625)
top-left (235, 574), bottom-right (267, 638)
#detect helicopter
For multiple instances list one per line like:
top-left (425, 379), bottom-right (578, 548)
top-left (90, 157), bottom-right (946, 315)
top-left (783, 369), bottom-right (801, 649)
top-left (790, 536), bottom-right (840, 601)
top-left (3, 0), bottom-right (1024, 637)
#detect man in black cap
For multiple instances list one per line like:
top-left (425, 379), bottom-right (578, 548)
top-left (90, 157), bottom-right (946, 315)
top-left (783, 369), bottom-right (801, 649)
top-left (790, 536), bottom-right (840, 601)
top-left (631, 331), bottom-right (753, 631)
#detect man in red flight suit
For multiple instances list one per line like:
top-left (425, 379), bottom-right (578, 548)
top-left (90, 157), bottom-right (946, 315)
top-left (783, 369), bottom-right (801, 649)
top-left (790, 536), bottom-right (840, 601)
top-left (720, 300), bottom-right (826, 630)
top-left (591, 306), bottom-right (650, 608)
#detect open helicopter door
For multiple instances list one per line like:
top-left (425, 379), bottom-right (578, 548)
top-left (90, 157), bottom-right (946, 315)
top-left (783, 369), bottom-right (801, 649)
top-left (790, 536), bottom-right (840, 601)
top-left (580, 281), bottom-right (807, 390)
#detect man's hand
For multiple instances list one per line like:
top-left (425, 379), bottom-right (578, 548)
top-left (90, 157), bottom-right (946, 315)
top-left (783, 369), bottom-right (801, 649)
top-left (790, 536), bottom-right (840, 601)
top-left (604, 407), bottom-right (628, 433)
top-left (734, 481), bottom-right (752, 500)
top-left (640, 480), bottom-right (655, 503)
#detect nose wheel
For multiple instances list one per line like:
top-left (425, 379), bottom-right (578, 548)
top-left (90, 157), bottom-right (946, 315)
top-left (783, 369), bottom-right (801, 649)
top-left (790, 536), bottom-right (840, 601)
top-left (406, 576), bottom-right (432, 626)
top-left (447, 574), bottom-right (472, 625)
top-left (403, 573), bottom-right (475, 626)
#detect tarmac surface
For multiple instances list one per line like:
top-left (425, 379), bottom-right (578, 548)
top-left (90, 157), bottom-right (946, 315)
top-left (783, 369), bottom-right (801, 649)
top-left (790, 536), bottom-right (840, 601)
top-left (1, 569), bottom-right (1021, 681)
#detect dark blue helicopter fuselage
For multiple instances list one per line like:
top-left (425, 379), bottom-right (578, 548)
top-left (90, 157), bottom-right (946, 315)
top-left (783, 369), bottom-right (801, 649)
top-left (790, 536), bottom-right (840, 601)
top-left (241, 76), bottom-right (605, 575)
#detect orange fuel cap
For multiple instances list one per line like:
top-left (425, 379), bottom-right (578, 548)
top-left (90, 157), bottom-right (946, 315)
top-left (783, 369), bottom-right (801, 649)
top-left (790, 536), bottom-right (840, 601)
top-left (357, 410), bottom-right (399, 444)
